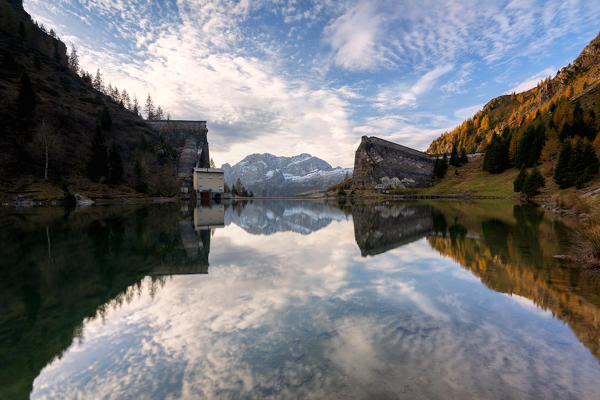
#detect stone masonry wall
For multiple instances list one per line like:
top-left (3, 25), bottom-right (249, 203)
top-left (148, 120), bottom-right (210, 178)
top-left (351, 136), bottom-right (434, 190)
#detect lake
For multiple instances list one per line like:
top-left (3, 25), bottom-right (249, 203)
top-left (2, 200), bottom-right (600, 399)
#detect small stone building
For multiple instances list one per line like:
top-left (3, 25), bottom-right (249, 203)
top-left (193, 167), bottom-right (224, 197)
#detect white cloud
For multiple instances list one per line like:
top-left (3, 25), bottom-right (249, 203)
top-left (323, 2), bottom-right (388, 71)
top-left (506, 67), bottom-right (555, 94)
top-left (23, 0), bottom-right (600, 167)
top-left (454, 104), bottom-right (484, 121)
top-left (375, 64), bottom-right (454, 110)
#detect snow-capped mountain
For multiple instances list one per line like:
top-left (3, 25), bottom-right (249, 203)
top-left (222, 153), bottom-right (352, 196)
top-left (225, 200), bottom-right (347, 235)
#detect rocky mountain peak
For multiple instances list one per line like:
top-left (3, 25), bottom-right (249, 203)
top-left (222, 153), bottom-right (351, 196)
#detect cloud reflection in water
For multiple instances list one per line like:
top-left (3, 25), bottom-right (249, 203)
top-left (30, 201), bottom-right (600, 399)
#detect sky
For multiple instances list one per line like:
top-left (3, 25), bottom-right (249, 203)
top-left (24, 0), bottom-right (600, 168)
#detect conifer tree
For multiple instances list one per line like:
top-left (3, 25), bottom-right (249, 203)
top-left (68, 45), bottom-right (79, 74)
top-left (553, 142), bottom-right (573, 188)
top-left (132, 96), bottom-right (140, 116)
top-left (92, 68), bottom-right (104, 92)
top-left (144, 94), bottom-right (154, 120)
top-left (434, 155), bottom-right (448, 178)
top-left (483, 133), bottom-right (510, 173)
top-left (449, 144), bottom-right (459, 166)
top-left (108, 143), bottom-right (123, 184)
top-left (522, 168), bottom-right (545, 197)
top-left (515, 124), bottom-right (545, 168)
top-left (134, 160), bottom-right (147, 193)
top-left (88, 124), bottom-right (108, 182)
top-left (460, 149), bottom-right (468, 165)
top-left (17, 71), bottom-right (35, 117)
top-left (553, 139), bottom-right (600, 189)
top-left (156, 105), bottom-right (164, 120)
top-left (99, 105), bottom-right (112, 130)
top-left (513, 166), bottom-right (527, 193)
top-left (121, 89), bottom-right (131, 110)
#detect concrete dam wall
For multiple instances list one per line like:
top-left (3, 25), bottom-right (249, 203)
top-left (148, 120), bottom-right (210, 178)
top-left (351, 136), bottom-right (435, 190)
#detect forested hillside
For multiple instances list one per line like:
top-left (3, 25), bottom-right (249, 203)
top-left (0, 0), bottom-right (177, 199)
top-left (428, 32), bottom-right (600, 156)
top-left (426, 31), bottom-right (600, 196)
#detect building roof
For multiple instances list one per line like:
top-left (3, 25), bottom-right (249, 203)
top-left (194, 168), bottom-right (224, 173)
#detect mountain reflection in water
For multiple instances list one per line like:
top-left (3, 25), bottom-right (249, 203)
top-left (0, 200), bottom-right (599, 399)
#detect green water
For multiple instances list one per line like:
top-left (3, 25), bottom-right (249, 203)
top-left (1, 200), bottom-right (600, 399)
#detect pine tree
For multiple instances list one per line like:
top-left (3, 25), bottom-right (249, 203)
top-left (108, 143), bottom-right (123, 184)
top-left (144, 94), bottom-right (154, 120)
top-left (155, 106), bottom-right (164, 120)
top-left (522, 168), bottom-right (545, 197)
top-left (515, 124), bottom-right (545, 168)
top-left (87, 125), bottom-right (108, 182)
top-left (17, 71), bottom-right (35, 117)
top-left (460, 149), bottom-right (468, 165)
top-left (553, 139), bottom-right (600, 189)
top-left (121, 89), bottom-right (131, 110)
top-left (513, 166), bottom-right (527, 193)
top-left (553, 142), bottom-right (573, 188)
top-left (68, 45), bottom-right (79, 74)
top-left (132, 96), bottom-right (140, 116)
top-left (92, 68), bottom-right (104, 92)
top-left (483, 133), bottom-right (510, 173)
top-left (99, 105), bottom-right (112, 130)
top-left (434, 155), bottom-right (448, 178)
top-left (134, 160), bottom-right (147, 193)
top-left (449, 144), bottom-right (459, 166)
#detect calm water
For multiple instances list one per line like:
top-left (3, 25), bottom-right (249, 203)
top-left (2, 200), bottom-right (600, 399)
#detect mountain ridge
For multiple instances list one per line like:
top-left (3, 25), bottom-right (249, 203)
top-left (222, 152), bottom-right (352, 196)
top-left (428, 31), bottom-right (600, 154)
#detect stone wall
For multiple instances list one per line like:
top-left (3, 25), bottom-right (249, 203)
top-left (352, 204), bottom-right (433, 256)
top-left (148, 120), bottom-right (210, 178)
top-left (351, 136), bottom-right (434, 190)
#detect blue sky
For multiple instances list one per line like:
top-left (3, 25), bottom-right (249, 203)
top-left (24, 0), bottom-right (600, 167)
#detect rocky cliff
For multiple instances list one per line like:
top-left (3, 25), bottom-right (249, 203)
top-left (222, 153), bottom-right (352, 196)
top-left (351, 136), bottom-right (435, 190)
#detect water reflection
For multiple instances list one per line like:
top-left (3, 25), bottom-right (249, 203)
top-left (225, 199), bottom-right (346, 235)
top-left (1, 200), bottom-right (600, 399)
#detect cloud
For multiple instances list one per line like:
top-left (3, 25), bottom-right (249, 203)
top-left (506, 67), bottom-right (555, 94)
top-left (30, 205), bottom-right (600, 399)
top-left (454, 104), bottom-right (484, 121)
top-left (323, 2), bottom-right (388, 71)
top-left (375, 64), bottom-right (454, 110)
top-left (23, 0), bottom-right (600, 167)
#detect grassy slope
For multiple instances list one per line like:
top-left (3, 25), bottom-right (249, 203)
top-left (399, 155), bottom-right (600, 201)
